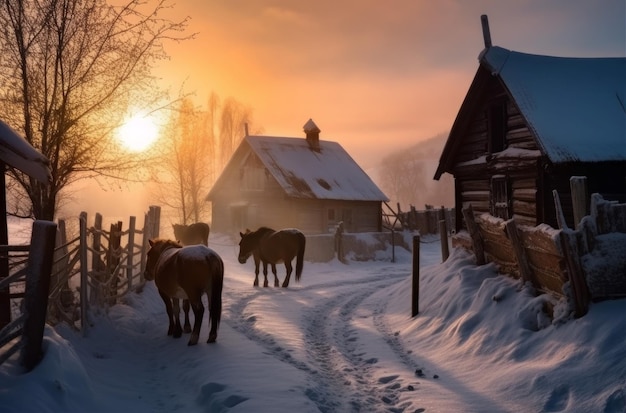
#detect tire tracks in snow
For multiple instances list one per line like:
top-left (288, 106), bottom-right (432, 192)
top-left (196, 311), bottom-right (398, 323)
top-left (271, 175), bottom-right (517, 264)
top-left (225, 271), bottom-right (428, 412)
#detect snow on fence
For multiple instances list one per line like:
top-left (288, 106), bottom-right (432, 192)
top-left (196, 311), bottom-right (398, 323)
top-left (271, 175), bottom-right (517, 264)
top-left (0, 206), bottom-right (161, 370)
top-left (457, 189), bottom-right (626, 319)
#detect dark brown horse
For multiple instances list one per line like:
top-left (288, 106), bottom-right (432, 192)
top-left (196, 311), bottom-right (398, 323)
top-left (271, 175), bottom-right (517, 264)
top-left (144, 239), bottom-right (223, 345)
top-left (238, 227), bottom-right (306, 288)
top-left (173, 222), bottom-right (210, 246)
top-left (172, 222), bottom-right (210, 331)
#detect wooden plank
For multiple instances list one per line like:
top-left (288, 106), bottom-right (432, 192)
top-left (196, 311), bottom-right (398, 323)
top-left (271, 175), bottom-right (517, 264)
top-left (505, 220), bottom-right (535, 285)
top-left (559, 231), bottom-right (590, 317)
top-left (462, 205), bottom-right (485, 265)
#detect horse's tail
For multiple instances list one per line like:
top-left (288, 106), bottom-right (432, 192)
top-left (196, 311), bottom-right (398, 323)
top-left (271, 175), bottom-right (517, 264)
top-left (295, 232), bottom-right (305, 282)
top-left (207, 253), bottom-right (223, 333)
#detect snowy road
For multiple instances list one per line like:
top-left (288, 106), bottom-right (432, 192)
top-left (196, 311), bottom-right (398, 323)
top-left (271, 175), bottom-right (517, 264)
top-left (8, 234), bottom-right (507, 412)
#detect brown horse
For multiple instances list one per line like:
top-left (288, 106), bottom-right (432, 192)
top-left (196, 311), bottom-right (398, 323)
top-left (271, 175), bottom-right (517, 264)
top-left (173, 222), bottom-right (210, 246)
top-left (238, 227), bottom-right (306, 288)
top-left (144, 239), bottom-right (223, 345)
top-left (172, 222), bottom-right (210, 331)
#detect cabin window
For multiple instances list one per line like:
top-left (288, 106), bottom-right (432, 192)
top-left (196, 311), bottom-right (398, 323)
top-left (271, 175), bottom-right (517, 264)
top-left (328, 209), bottom-right (335, 221)
top-left (490, 175), bottom-right (511, 219)
top-left (488, 100), bottom-right (507, 153)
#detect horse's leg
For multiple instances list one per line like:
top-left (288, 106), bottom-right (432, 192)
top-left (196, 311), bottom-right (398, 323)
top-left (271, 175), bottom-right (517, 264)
top-left (183, 299), bottom-right (192, 333)
top-left (171, 297), bottom-right (183, 338)
top-left (262, 261), bottom-right (270, 288)
top-left (188, 295), bottom-right (204, 346)
top-left (272, 263), bottom-right (279, 287)
top-left (158, 290), bottom-right (175, 336)
top-left (253, 264), bottom-right (260, 287)
top-left (282, 261), bottom-right (293, 288)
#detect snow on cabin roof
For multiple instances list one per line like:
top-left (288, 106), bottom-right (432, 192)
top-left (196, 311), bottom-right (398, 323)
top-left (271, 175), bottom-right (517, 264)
top-left (0, 120), bottom-right (50, 183)
top-left (481, 46), bottom-right (626, 164)
top-left (245, 135), bottom-right (388, 201)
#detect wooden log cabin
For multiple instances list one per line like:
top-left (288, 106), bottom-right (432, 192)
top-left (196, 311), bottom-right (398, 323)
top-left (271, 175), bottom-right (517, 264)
top-left (207, 119), bottom-right (388, 235)
top-left (434, 26), bottom-right (626, 232)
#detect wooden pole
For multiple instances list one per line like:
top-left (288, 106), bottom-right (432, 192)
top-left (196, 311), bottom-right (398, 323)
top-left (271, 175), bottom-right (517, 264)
top-left (127, 216), bottom-right (136, 291)
top-left (412, 235), bottom-right (420, 317)
top-left (552, 190), bottom-right (569, 230)
top-left (559, 231), bottom-right (589, 317)
top-left (461, 205), bottom-right (485, 265)
top-left (505, 220), bottom-right (535, 286)
top-left (107, 221), bottom-right (122, 305)
top-left (439, 220), bottom-right (449, 262)
top-left (21, 220), bottom-right (57, 371)
top-left (79, 212), bottom-right (89, 336)
top-left (0, 162), bottom-right (10, 329)
top-left (570, 176), bottom-right (588, 229)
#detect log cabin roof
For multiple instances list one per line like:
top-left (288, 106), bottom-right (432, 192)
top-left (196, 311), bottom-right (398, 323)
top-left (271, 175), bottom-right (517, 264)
top-left (209, 135), bottom-right (388, 202)
top-left (0, 120), bottom-right (50, 183)
top-left (435, 46), bottom-right (626, 179)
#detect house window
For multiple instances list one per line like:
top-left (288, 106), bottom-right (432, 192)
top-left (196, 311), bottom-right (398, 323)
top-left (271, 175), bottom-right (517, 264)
top-left (488, 100), bottom-right (507, 153)
top-left (328, 209), bottom-right (335, 221)
top-left (490, 175), bottom-right (511, 219)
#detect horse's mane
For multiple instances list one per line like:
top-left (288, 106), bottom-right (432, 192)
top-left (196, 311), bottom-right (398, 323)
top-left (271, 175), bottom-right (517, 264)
top-left (151, 238), bottom-right (182, 248)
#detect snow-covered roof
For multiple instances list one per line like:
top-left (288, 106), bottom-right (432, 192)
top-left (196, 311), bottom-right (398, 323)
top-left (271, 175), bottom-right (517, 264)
top-left (481, 46), bottom-right (626, 163)
top-left (244, 135), bottom-right (388, 201)
top-left (0, 120), bottom-right (50, 183)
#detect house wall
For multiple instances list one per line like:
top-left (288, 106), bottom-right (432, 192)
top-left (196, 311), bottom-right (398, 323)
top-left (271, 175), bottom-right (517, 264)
top-left (452, 76), bottom-right (542, 231)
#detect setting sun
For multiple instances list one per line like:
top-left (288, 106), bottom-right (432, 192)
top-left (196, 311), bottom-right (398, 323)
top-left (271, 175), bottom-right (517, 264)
top-left (117, 114), bottom-right (159, 152)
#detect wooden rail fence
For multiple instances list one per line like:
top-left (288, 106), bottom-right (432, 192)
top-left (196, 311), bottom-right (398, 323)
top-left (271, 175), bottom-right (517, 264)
top-left (0, 206), bottom-right (161, 370)
top-left (458, 188), bottom-right (626, 318)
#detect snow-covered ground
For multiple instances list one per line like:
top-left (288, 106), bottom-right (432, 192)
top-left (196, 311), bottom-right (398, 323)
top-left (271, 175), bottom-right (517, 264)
top-left (2, 230), bottom-right (626, 413)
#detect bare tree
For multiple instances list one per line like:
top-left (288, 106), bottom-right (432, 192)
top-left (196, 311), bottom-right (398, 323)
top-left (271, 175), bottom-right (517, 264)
top-left (218, 97), bottom-right (254, 171)
top-left (156, 98), bottom-right (212, 224)
top-left (155, 92), bottom-right (260, 226)
top-left (378, 133), bottom-right (454, 210)
top-left (0, 0), bottom-right (190, 220)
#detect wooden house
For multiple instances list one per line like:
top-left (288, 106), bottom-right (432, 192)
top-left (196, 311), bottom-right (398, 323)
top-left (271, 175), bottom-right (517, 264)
top-left (434, 31), bottom-right (626, 231)
top-left (207, 119), bottom-right (388, 235)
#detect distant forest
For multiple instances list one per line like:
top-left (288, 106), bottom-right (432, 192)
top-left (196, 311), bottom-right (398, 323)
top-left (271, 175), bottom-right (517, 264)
top-left (377, 133), bottom-right (454, 210)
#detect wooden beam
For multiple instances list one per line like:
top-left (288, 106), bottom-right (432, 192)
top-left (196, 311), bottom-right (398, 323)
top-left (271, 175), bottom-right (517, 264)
top-left (569, 176), bottom-right (588, 229)
top-left (462, 204), bottom-right (486, 265)
top-left (505, 220), bottom-right (535, 286)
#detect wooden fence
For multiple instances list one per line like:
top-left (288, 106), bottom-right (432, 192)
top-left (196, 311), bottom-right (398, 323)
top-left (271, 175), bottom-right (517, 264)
top-left (0, 206), bottom-right (161, 370)
top-left (384, 202), bottom-right (455, 235)
top-left (457, 191), bottom-right (626, 318)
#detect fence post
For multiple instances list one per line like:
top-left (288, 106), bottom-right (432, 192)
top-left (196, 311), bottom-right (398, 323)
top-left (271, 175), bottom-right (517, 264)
top-left (334, 221), bottom-right (345, 263)
top-left (552, 190), bottom-right (569, 230)
top-left (79, 212), bottom-right (89, 337)
top-left (412, 235), bottom-right (420, 317)
top-left (106, 221), bottom-right (122, 306)
top-left (21, 220), bottom-right (57, 371)
top-left (90, 214), bottom-right (106, 306)
top-left (570, 176), bottom-right (588, 229)
top-left (439, 220), bottom-right (449, 262)
top-left (559, 230), bottom-right (589, 317)
top-left (127, 216), bottom-right (136, 291)
top-left (505, 220), bottom-right (535, 286)
top-left (462, 205), bottom-right (485, 265)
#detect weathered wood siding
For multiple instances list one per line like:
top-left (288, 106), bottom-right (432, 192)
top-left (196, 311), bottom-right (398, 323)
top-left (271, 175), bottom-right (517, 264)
top-left (452, 75), bottom-right (542, 231)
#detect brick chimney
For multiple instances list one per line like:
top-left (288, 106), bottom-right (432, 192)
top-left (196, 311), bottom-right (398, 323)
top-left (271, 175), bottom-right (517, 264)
top-left (303, 118), bottom-right (320, 151)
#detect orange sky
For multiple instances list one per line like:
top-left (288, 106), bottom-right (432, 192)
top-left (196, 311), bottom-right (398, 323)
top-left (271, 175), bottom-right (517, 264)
top-left (151, 1), bottom-right (625, 170)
